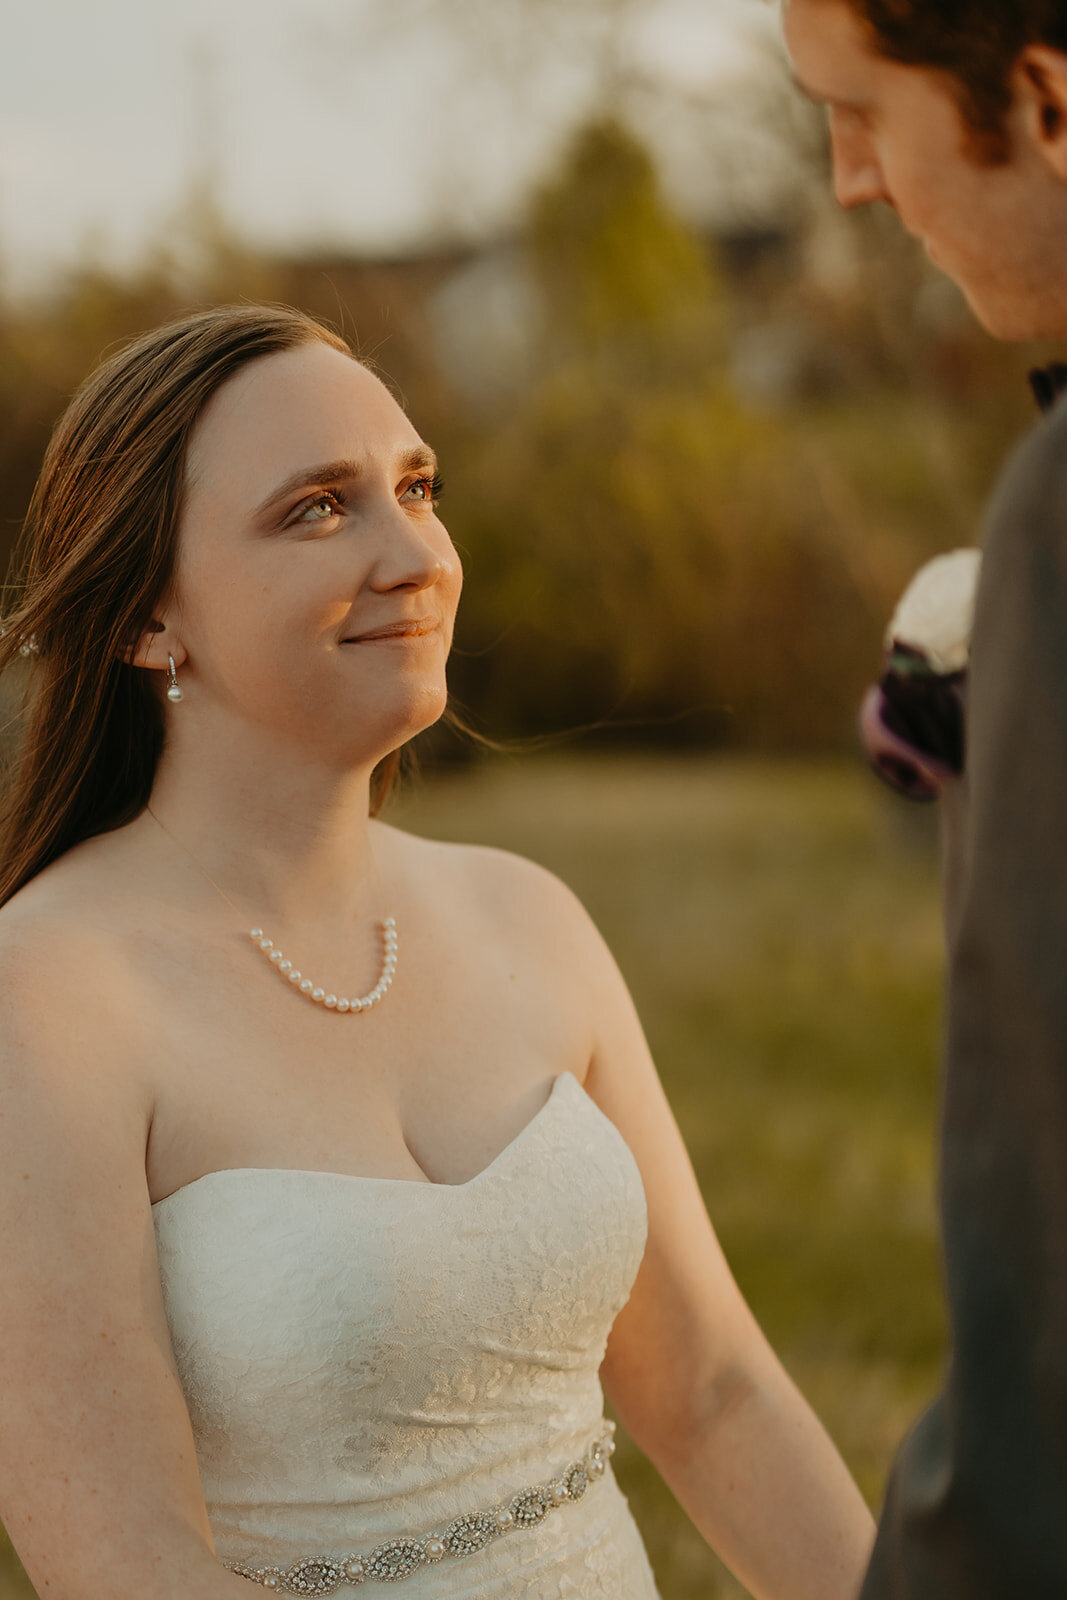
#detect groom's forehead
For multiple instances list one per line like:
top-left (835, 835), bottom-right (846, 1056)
top-left (784, 0), bottom-right (885, 97)
top-left (787, 0), bottom-right (1047, 80)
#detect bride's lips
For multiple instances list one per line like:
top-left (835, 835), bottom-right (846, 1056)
top-left (342, 618), bottom-right (440, 643)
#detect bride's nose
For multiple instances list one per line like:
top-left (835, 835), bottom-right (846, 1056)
top-left (364, 503), bottom-right (456, 593)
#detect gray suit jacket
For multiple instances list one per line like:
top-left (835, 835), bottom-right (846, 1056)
top-left (861, 388), bottom-right (1067, 1596)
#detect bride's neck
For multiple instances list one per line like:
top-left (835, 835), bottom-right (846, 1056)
top-left (143, 741), bottom-right (385, 930)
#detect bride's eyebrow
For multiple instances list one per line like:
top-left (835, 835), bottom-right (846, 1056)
top-left (252, 448), bottom-right (439, 520)
top-left (252, 458), bottom-right (360, 520)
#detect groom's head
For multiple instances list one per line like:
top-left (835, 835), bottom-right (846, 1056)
top-left (783, 0), bottom-right (1067, 339)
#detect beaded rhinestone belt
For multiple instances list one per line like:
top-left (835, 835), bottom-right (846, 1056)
top-left (221, 1423), bottom-right (615, 1590)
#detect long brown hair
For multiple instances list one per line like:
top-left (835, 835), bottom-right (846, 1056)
top-left (0, 303), bottom-right (411, 907)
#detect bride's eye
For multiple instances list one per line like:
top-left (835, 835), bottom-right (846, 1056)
top-left (401, 474), bottom-right (445, 505)
top-left (295, 490), bottom-right (347, 523)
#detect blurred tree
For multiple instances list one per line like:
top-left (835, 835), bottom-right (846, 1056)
top-left (433, 112), bottom-right (874, 750)
top-left (528, 117), bottom-right (719, 365)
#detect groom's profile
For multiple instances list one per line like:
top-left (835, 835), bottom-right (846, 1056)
top-left (783, 1), bottom-right (1067, 1594)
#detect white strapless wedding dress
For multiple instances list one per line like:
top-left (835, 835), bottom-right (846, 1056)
top-left (152, 1069), bottom-right (663, 1598)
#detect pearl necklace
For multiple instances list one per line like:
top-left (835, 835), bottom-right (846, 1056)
top-left (146, 806), bottom-right (397, 1015)
top-left (248, 920), bottom-right (397, 1013)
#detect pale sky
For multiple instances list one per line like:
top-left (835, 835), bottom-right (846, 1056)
top-left (0, 0), bottom-right (784, 294)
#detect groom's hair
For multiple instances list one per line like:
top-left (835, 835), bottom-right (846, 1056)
top-left (848, 0), bottom-right (1067, 161)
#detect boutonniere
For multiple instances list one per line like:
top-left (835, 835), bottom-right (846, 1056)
top-left (859, 549), bottom-right (981, 801)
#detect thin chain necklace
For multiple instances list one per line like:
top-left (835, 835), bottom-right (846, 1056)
top-left (145, 805), bottom-right (397, 1015)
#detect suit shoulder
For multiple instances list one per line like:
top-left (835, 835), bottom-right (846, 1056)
top-left (985, 399), bottom-right (1067, 540)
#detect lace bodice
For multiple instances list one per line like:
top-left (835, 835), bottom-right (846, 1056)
top-left (152, 1069), bottom-right (662, 1597)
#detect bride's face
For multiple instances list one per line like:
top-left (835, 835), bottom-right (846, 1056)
top-left (170, 341), bottom-right (462, 766)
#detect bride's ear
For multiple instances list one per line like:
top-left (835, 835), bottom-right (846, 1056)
top-left (122, 618), bottom-right (185, 672)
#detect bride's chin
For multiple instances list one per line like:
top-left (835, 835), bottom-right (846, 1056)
top-left (333, 690), bottom-right (449, 764)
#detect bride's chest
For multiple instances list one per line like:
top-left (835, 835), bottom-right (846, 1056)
top-left (141, 919), bottom-right (592, 1205)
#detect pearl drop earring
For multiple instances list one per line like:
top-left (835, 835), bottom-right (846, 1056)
top-left (166, 653), bottom-right (183, 703)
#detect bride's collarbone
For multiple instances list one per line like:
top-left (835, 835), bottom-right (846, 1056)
top-left (23, 856), bottom-right (588, 1200)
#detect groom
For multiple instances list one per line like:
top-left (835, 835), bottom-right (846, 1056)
top-left (782, 1), bottom-right (1067, 1594)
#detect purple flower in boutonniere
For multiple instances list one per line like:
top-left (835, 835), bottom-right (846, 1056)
top-left (859, 548), bottom-right (981, 802)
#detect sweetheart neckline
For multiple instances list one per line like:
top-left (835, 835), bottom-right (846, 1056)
top-left (151, 1070), bottom-right (582, 1210)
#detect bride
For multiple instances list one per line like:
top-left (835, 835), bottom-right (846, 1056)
top-left (0, 304), bottom-right (873, 1600)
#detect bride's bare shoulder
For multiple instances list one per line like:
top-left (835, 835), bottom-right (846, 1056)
top-left (0, 858), bottom-right (154, 1250)
top-left (374, 817), bottom-right (598, 941)
top-left (0, 845), bottom-right (144, 1036)
top-left (0, 855), bottom-right (154, 1207)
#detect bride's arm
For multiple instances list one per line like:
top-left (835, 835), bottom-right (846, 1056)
top-left (517, 859), bottom-right (876, 1600)
top-left (0, 915), bottom-right (255, 1600)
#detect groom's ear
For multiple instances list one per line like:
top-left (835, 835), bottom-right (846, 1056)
top-left (1017, 47), bottom-right (1067, 179)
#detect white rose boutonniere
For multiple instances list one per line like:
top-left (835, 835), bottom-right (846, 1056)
top-left (859, 548), bottom-right (982, 802)
top-left (884, 547), bottom-right (982, 676)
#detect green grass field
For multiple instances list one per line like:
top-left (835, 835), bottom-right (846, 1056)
top-left (0, 755), bottom-right (948, 1599)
